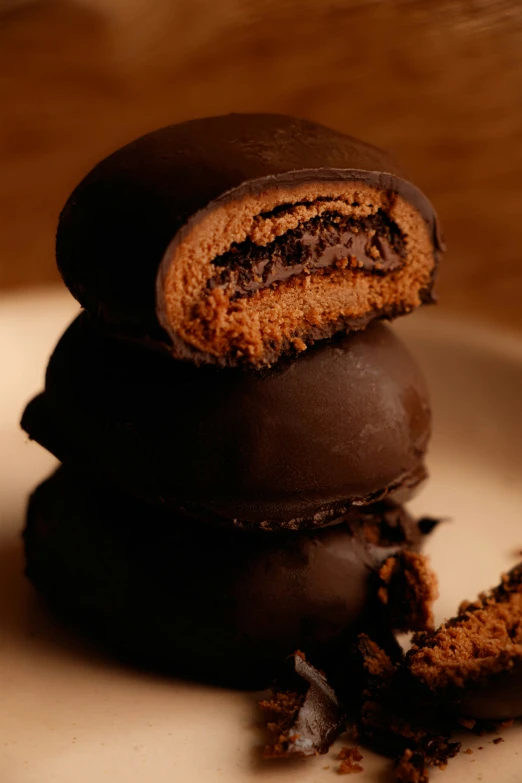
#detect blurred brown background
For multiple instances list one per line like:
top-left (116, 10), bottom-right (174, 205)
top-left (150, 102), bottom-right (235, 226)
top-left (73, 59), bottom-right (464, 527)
top-left (2, 0), bottom-right (522, 329)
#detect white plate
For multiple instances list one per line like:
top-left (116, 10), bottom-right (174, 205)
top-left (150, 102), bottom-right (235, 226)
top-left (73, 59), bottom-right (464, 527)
top-left (1, 288), bottom-right (521, 783)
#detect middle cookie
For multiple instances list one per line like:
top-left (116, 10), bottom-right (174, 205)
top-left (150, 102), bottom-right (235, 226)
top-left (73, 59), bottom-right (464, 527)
top-left (22, 317), bottom-right (430, 531)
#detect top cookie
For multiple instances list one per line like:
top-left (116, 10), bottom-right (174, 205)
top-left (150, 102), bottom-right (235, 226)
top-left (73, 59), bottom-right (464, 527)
top-left (57, 113), bottom-right (442, 367)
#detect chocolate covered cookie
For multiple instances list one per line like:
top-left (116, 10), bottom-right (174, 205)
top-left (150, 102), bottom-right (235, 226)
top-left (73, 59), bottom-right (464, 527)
top-left (24, 466), bottom-right (436, 689)
top-left (57, 114), bottom-right (442, 367)
top-left (21, 317), bottom-right (430, 530)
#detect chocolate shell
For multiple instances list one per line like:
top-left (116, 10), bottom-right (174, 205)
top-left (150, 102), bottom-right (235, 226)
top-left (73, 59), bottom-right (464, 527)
top-left (56, 113), bottom-right (442, 367)
top-left (21, 316), bottom-right (430, 531)
top-left (24, 466), bottom-right (433, 689)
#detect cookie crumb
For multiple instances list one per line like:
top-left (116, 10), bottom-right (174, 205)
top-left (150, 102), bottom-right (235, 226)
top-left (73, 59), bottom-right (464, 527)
top-left (377, 552), bottom-right (438, 632)
top-left (492, 737), bottom-right (504, 745)
top-left (465, 748), bottom-right (473, 755)
top-left (395, 749), bottom-right (428, 783)
top-left (337, 746), bottom-right (363, 774)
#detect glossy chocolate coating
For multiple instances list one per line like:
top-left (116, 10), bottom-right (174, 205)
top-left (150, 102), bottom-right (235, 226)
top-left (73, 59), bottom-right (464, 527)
top-left (56, 113), bottom-right (442, 342)
top-left (261, 652), bottom-right (346, 757)
top-left (24, 466), bottom-right (429, 688)
top-left (21, 316), bottom-right (430, 530)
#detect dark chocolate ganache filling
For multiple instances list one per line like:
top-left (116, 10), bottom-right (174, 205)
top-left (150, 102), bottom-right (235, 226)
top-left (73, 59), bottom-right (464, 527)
top-left (210, 211), bottom-right (406, 296)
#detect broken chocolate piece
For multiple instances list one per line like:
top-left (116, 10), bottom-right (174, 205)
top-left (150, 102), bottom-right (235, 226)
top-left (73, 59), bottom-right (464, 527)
top-left (56, 113), bottom-right (442, 367)
top-left (260, 651), bottom-right (345, 757)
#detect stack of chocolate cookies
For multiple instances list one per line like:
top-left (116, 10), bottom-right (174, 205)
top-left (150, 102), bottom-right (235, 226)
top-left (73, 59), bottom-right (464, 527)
top-left (22, 114), bottom-right (442, 688)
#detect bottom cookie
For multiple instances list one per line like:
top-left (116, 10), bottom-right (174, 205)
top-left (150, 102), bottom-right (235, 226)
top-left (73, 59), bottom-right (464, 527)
top-left (24, 466), bottom-right (436, 688)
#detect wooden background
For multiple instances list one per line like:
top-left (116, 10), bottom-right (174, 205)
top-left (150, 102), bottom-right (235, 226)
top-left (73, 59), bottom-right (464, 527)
top-left (2, 0), bottom-right (522, 329)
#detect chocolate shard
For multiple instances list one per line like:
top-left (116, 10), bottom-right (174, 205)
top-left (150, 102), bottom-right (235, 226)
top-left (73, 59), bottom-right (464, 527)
top-left (260, 651), bottom-right (346, 757)
top-left (416, 517), bottom-right (442, 536)
top-left (56, 113), bottom-right (442, 367)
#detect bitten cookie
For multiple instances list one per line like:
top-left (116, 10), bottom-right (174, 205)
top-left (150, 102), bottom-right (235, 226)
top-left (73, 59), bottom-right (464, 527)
top-left (57, 113), bottom-right (442, 367)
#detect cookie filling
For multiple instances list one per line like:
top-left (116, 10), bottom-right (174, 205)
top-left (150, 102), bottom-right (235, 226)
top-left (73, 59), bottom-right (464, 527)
top-left (211, 210), bottom-right (406, 295)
